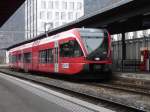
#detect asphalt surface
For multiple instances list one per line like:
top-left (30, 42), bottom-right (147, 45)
top-left (0, 73), bottom-right (114, 112)
top-left (0, 75), bottom-right (71, 112)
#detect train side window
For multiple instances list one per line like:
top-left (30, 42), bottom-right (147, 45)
top-left (73, 40), bottom-right (83, 57)
top-left (11, 55), bottom-right (17, 63)
top-left (24, 52), bottom-right (32, 63)
top-left (18, 54), bottom-right (21, 62)
top-left (47, 49), bottom-right (53, 63)
top-left (10, 55), bottom-right (16, 63)
top-left (39, 50), bottom-right (47, 63)
top-left (9, 55), bottom-right (13, 63)
top-left (39, 49), bottom-right (53, 63)
top-left (60, 40), bottom-right (83, 57)
top-left (9, 55), bottom-right (12, 63)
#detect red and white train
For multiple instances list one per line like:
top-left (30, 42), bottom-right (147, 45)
top-left (8, 28), bottom-right (112, 78)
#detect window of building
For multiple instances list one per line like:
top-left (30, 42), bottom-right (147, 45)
top-left (68, 12), bottom-right (73, 20)
top-left (61, 12), bottom-right (66, 20)
top-left (54, 1), bottom-right (59, 9)
top-left (40, 11), bottom-right (45, 19)
top-left (40, 22), bottom-right (45, 30)
top-left (55, 22), bottom-right (59, 27)
top-left (39, 49), bottom-right (53, 63)
top-left (62, 22), bottom-right (66, 25)
top-left (55, 12), bottom-right (59, 20)
top-left (62, 1), bottom-right (67, 9)
top-left (46, 22), bottom-right (53, 30)
top-left (69, 2), bottom-right (74, 10)
top-left (24, 52), bottom-right (32, 63)
top-left (77, 2), bottom-right (82, 10)
top-left (47, 11), bottom-right (52, 19)
top-left (48, 1), bottom-right (53, 9)
top-left (41, 1), bottom-right (46, 9)
top-left (76, 12), bottom-right (80, 19)
top-left (60, 40), bottom-right (83, 57)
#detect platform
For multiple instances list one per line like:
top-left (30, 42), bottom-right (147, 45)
top-left (0, 72), bottom-right (114, 112)
top-left (115, 72), bottom-right (150, 81)
top-left (0, 64), bottom-right (8, 68)
top-left (112, 72), bottom-right (150, 89)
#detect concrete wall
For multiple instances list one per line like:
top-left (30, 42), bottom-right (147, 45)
top-left (0, 3), bottom-right (25, 63)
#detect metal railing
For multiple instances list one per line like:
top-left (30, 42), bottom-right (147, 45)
top-left (112, 59), bottom-right (141, 72)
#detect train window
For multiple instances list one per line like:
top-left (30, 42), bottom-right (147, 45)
top-left (39, 49), bottom-right (53, 63)
top-left (18, 54), bottom-right (22, 62)
top-left (9, 55), bottom-right (12, 63)
top-left (39, 50), bottom-right (47, 63)
top-left (14, 55), bottom-right (17, 63)
top-left (47, 49), bottom-right (53, 63)
top-left (60, 40), bottom-right (83, 57)
top-left (11, 55), bottom-right (17, 63)
top-left (10, 55), bottom-right (16, 63)
top-left (79, 28), bottom-right (108, 54)
top-left (24, 52), bottom-right (32, 63)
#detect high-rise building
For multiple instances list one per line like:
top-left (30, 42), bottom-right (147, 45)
top-left (25, 0), bottom-right (84, 40)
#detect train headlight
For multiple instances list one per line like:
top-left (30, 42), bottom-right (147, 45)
top-left (95, 57), bottom-right (100, 61)
top-left (103, 51), bottom-right (107, 54)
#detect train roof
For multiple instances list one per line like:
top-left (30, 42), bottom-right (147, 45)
top-left (6, 28), bottom-right (74, 50)
top-left (6, 28), bottom-right (106, 50)
top-left (79, 28), bottom-right (105, 32)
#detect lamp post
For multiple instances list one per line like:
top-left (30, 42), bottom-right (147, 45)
top-left (44, 22), bottom-right (53, 37)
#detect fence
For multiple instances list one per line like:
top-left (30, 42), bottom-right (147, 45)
top-left (112, 36), bottom-right (150, 72)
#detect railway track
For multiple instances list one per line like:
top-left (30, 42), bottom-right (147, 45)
top-left (0, 68), bottom-right (148, 112)
top-left (90, 82), bottom-right (150, 96)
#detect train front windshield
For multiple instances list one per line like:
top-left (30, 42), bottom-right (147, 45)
top-left (79, 29), bottom-right (108, 60)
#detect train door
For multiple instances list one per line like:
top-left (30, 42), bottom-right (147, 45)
top-left (21, 50), bottom-right (24, 69)
top-left (54, 41), bottom-right (59, 73)
top-left (32, 41), bottom-right (40, 71)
